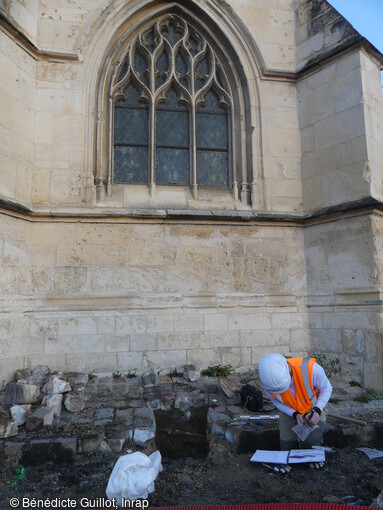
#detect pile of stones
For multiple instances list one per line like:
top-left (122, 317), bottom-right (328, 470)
top-left (0, 366), bottom-right (90, 438)
top-left (0, 364), bottom-right (270, 457)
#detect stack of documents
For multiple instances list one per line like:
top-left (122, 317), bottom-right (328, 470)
top-left (250, 448), bottom-right (325, 464)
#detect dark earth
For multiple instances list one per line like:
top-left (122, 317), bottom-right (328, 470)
top-left (1, 430), bottom-right (383, 509)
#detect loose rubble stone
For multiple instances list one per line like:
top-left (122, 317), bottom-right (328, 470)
top-left (64, 393), bottom-right (86, 413)
top-left (5, 383), bottom-right (41, 405)
top-left (106, 438), bottom-right (125, 453)
top-left (0, 420), bottom-right (18, 438)
top-left (42, 394), bottom-right (63, 417)
top-left (133, 406), bottom-right (156, 445)
top-left (43, 376), bottom-right (71, 395)
top-left (98, 440), bottom-right (113, 455)
top-left (10, 404), bottom-right (32, 425)
top-left (371, 489), bottom-right (383, 508)
top-left (14, 368), bottom-right (31, 381)
top-left (184, 364), bottom-right (200, 382)
top-left (27, 365), bottom-right (50, 387)
top-left (52, 437), bottom-right (77, 453)
top-left (26, 408), bottom-right (55, 431)
top-left (141, 371), bottom-right (158, 388)
top-left (66, 372), bottom-right (89, 391)
top-left (207, 409), bottom-right (232, 436)
top-left (79, 433), bottom-right (103, 453)
top-left (175, 394), bottom-right (192, 411)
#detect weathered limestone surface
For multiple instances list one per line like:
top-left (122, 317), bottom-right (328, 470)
top-left (0, 0), bottom-right (382, 390)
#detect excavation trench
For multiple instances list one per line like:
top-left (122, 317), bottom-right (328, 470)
top-left (154, 409), bottom-right (209, 459)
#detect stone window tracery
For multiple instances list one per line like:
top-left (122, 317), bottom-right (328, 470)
top-left (110, 14), bottom-right (234, 199)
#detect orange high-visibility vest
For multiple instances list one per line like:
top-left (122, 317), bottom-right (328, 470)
top-left (270, 357), bottom-right (317, 415)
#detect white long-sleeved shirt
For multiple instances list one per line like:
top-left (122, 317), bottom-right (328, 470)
top-left (265, 362), bottom-right (332, 417)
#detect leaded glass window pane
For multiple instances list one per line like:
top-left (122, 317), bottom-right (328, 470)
top-left (196, 112), bottom-right (227, 149)
top-left (114, 147), bottom-right (148, 184)
top-left (118, 83), bottom-right (142, 107)
top-left (156, 110), bottom-right (189, 147)
top-left (156, 148), bottom-right (190, 186)
top-left (161, 21), bottom-right (183, 46)
top-left (114, 108), bottom-right (149, 144)
top-left (112, 14), bottom-right (233, 192)
top-left (155, 51), bottom-right (169, 89)
top-left (133, 50), bottom-right (149, 88)
top-left (197, 150), bottom-right (228, 188)
top-left (198, 90), bottom-right (226, 112)
top-left (196, 55), bottom-right (210, 91)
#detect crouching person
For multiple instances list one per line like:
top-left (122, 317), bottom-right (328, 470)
top-left (258, 353), bottom-right (332, 450)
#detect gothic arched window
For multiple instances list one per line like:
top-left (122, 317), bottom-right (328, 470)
top-left (111, 14), bottom-right (233, 198)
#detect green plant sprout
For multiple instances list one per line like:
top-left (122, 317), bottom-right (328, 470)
top-left (200, 364), bottom-right (233, 377)
top-left (9, 467), bottom-right (25, 489)
top-left (312, 353), bottom-right (341, 377)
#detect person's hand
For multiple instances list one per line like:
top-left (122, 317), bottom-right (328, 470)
top-left (303, 409), bottom-right (320, 426)
top-left (295, 413), bottom-right (305, 425)
top-left (306, 411), bottom-right (320, 426)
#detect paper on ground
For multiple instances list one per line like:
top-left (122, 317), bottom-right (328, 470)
top-left (288, 448), bottom-right (325, 464)
top-left (356, 447), bottom-right (383, 459)
top-left (250, 449), bottom-right (325, 464)
top-left (250, 450), bottom-right (289, 464)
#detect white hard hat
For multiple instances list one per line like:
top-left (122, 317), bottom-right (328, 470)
top-left (258, 353), bottom-right (291, 394)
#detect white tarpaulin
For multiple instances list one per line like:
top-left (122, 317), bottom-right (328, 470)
top-left (106, 451), bottom-right (163, 505)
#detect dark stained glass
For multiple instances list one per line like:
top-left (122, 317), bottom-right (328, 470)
top-left (195, 55), bottom-right (209, 91)
top-left (117, 83), bottom-right (141, 107)
top-left (133, 50), bottom-right (149, 87)
top-left (113, 15), bottom-right (233, 191)
top-left (198, 89), bottom-right (226, 112)
top-left (196, 112), bottom-right (227, 149)
top-left (155, 51), bottom-right (169, 89)
top-left (175, 51), bottom-right (189, 90)
top-left (161, 21), bottom-right (184, 46)
top-left (114, 146), bottom-right (148, 184)
top-left (197, 150), bottom-right (228, 188)
top-left (186, 32), bottom-right (201, 56)
top-left (163, 88), bottom-right (182, 109)
top-left (156, 148), bottom-right (189, 186)
top-left (117, 60), bottom-right (128, 82)
top-left (156, 110), bottom-right (189, 147)
top-left (114, 108), bottom-right (149, 144)
top-left (143, 27), bottom-right (158, 53)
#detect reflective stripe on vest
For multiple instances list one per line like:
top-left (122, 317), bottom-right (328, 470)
top-left (270, 357), bottom-right (317, 415)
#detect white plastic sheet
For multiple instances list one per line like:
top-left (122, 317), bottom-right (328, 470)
top-left (106, 451), bottom-right (162, 505)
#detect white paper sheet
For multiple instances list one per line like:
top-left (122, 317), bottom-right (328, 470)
top-left (250, 450), bottom-right (289, 464)
top-left (356, 447), bottom-right (383, 459)
top-left (287, 449), bottom-right (325, 464)
top-left (250, 448), bottom-right (325, 464)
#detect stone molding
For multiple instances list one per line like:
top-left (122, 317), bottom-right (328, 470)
top-left (0, 195), bottom-right (381, 225)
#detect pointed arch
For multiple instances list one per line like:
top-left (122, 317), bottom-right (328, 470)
top-left (82, 0), bottom-right (264, 208)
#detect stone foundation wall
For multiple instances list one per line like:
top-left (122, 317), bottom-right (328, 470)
top-left (303, 214), bottom-right (383, 390)
top-left (0, 212), bottom-right (309, 388)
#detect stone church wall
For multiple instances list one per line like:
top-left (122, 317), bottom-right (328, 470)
top-left (0, 0), bottom-right (382, 390)
top-left (0, 212), bottom-right (307, 388)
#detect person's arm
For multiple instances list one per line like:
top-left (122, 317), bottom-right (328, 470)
top-left (312, 362), bottom-right (332, 411)
top-left (264, 389), bottom-right (296, 417)
top-left (305, 362), bottom-right (332, 426)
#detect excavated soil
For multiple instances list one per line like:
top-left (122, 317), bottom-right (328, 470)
top-left (1, 438), bottom-right (383, 508)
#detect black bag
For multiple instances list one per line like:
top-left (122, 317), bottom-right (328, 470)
top-left (240, 384), bottom-right (263, 412)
